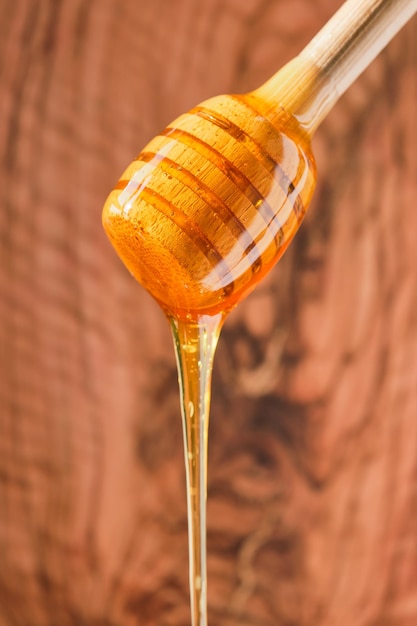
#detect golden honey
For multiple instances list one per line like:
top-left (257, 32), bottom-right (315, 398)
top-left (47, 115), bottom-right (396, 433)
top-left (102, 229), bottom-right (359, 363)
top-left (102, 93), bottom-right (316, 320)
top-left (102, 86), bottom-right (317, 626)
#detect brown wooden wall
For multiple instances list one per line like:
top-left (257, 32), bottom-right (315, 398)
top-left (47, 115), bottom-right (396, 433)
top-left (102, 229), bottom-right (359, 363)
top-left (0, 1), bottom-right (416, 625)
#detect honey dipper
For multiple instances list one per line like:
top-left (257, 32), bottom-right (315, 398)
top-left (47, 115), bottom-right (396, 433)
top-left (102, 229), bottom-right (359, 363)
top-left (103, 0), bottom-right (417, 321)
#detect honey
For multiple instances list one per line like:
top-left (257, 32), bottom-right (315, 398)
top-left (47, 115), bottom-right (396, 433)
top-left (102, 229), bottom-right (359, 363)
top-left (169, 313), bottom-right (222, 626)
top-left (102, 88), bottom-right (316, 626)
top-left (102, 93), bottom-right (317, 320)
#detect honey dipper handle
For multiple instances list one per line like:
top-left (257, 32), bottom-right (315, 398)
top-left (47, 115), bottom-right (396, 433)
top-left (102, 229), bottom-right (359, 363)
top-left (256, 0), bottom-right (417, 133)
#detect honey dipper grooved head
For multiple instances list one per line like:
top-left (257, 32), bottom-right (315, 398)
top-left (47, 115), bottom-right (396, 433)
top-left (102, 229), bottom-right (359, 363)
top-left (102, 91), bottom-right (317, 320)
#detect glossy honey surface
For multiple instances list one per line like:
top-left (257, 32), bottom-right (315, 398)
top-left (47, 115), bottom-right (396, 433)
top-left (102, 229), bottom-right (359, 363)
top-left (102, 91), bottom-right (316, 320)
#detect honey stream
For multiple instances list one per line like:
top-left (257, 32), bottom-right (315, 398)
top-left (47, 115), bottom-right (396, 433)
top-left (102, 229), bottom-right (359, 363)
top-left (169, 314), bottom-right (223, 626)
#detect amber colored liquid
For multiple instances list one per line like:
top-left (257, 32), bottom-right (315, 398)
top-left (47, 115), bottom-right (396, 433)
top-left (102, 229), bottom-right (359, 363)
top-left (103, 93), bottom-right (316, 319)
top-left (169, 314), bottom-right (223, 626)
top-left (102, 91), bottom-right (316, 626)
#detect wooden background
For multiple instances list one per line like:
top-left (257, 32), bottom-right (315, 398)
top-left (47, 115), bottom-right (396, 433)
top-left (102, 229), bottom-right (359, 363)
top-left (0, 1), bottom-right (416, 625)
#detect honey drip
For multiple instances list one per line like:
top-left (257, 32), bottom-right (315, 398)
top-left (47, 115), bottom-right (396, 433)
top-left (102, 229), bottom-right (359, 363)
top-left (103, 95), bottom-right (316, 626)
top-left (170, 314), bottom-right (223, 626)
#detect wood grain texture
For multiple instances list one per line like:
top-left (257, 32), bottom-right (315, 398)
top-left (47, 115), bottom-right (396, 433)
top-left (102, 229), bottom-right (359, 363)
top-left (0, 1), bottom-right (416, 625)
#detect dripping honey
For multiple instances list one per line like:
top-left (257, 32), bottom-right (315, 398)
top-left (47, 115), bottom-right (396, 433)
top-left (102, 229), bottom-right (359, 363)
top-left (102, 92), bottom-right (316, 321)
top-left (169, 314), bottom-right (222, 626)
top-left (102, 88), bottom-right (317, 626)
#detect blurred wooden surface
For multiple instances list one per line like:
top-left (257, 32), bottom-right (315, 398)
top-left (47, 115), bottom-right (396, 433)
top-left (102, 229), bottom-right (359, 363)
top-left (0, 1), bottom-right (417, 625)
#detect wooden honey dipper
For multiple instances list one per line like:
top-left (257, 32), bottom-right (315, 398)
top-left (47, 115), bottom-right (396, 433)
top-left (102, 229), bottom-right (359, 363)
top-left (103, 0), bottom-right (417, 322)
top-left (102, 2), bottom-right (416, 625)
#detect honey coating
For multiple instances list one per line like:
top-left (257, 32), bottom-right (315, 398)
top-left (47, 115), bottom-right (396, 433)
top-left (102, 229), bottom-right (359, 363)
top-left (103, 94), bottom-right (315, 318)
top-left (102, 92), bottom-right (317, 320)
